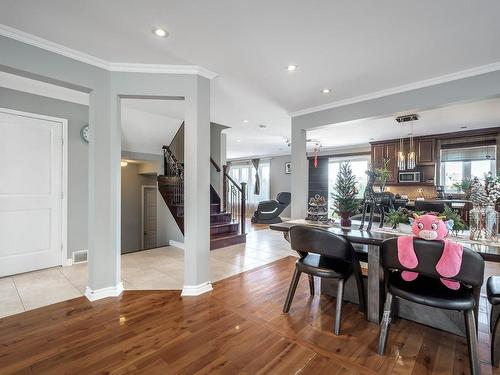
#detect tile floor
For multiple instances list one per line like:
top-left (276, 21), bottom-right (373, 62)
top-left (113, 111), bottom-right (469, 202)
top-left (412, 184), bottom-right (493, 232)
top-left (0, 227), bottom-right (295, 319)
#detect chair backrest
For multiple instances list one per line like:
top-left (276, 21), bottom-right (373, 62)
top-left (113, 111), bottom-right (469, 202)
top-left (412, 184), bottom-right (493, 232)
top-left (380, 237), bottom-right (484, 287)
top-left (289, 225), bottom-right (358, 263)
top-left (276, 192), bottom-right (291, 205)
top-left (414, 200), bottom-right (448, 213)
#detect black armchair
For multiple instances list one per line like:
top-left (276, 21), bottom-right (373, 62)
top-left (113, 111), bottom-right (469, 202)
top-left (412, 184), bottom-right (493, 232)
top-left (251, 192), bottom-right (291, 224)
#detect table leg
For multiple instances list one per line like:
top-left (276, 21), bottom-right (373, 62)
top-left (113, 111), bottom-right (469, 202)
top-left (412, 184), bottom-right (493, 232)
top-left (367, 244), bottom-right (383, 323)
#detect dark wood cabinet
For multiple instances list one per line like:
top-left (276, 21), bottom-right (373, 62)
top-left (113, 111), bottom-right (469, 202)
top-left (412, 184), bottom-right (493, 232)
top-left (371, 142), bottom-right (397, 183)
top-left (384, 143), bottom-right (398, 183)
top-left (417, 139), bottom-right (435, 165)
top-left (371, 144), bottom-right (384, 169)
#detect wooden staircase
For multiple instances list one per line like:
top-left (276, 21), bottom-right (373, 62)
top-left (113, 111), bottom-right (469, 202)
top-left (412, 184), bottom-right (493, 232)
top-left (158, 145), bottom-right (246, 250)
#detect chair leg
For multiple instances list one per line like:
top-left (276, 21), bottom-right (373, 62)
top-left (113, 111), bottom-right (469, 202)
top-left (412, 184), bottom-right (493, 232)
top-left (308, 275), bottom-right (315, 296)
top-left (464, 309), bottom-right (481, 375)
top-left (492, 316), bottom-right (500, 367)
top-left (334, 279), bottom-right (345, 335)
top-left (377, 292), bottom-right (394, 355)
top-left (354, 270), bottom-right (366, 315)
top-left (283, 268), bottom-right (301, 313)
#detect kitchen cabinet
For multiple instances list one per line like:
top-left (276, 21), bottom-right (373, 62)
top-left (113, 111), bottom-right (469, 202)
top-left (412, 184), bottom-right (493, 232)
top-left (384, 143), bottom-right (398, 183)
top-left (416, 139), bottom-right (435, 165)
top-left (371, 142), bottom-right (397, 183)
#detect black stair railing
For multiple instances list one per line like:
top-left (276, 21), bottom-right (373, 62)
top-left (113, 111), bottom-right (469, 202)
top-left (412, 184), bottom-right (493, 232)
top-left (162, 145), bottom-right (184, 205)
top-left (211, 160), bottom-right (246, 236)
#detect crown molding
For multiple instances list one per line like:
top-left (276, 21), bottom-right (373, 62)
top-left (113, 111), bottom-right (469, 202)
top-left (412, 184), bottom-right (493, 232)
top-left (109, 63), bottom-right (217, 79)
top-left (0, 24), bottom-right (217, 79)
top-left (289, 61), bottom-right (500, 117)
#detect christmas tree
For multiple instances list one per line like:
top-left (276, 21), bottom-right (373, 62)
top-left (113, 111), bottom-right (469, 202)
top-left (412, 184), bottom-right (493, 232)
top-left (331, 162), bottom-right (360, 216)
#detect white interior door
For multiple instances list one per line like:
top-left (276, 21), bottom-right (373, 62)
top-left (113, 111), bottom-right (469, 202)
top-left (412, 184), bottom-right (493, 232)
top-left (0, 110), bottom-right (63, 277)
top-left (143, 186), bottom-right (157, 249)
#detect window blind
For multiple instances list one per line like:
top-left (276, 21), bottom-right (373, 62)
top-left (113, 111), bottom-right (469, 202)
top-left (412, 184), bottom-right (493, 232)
top-left (441, 145), bottom-right (496, 162)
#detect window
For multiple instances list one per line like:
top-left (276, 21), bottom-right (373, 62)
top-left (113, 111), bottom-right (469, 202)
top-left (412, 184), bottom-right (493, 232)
top-left (328, 154), bottom-right (370, 215)
top-left (440, 145), bottom-right (496, 192)
top-left (228, 159), bottom-right (270, 213)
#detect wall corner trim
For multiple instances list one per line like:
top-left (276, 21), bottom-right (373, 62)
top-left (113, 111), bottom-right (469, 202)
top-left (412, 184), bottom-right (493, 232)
top-left (0, 24), bottom-right (218, 80)
top-left (84, 282), bottom-right (124, 302)
top-left (181, 281), bottom-right (213, 296)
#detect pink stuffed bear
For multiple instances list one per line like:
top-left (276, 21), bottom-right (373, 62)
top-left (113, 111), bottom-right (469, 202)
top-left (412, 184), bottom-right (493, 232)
top-left (397, 214), bottom-right (463, 290)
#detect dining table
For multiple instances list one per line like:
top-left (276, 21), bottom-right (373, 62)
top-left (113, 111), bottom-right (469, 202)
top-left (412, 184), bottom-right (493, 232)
top-left (270, 219), bottom-right (500, 336)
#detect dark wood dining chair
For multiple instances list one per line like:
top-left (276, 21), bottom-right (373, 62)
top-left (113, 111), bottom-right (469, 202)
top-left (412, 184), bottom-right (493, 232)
top-left (378, 237), bottom-right (484, 375)
top-left (282, 225), bottom-right (366, 335)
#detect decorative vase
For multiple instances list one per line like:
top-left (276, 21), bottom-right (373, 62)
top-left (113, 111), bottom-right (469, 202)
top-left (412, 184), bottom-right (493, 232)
top-left (485, 205), bottom-right (499, 242)
top-left (340, 213), bottom-right (351, 229)
top-left (398, 223), bottom-right (412, 234)
top-left (469, 206), bottom-right (487, 241)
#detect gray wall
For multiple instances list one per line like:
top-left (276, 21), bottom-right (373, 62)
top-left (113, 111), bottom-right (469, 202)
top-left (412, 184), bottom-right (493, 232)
top-left (270, 155), bottom-right (292, 218)
top-left (120, 163), bottom-right (157, 254)
top-left (0, 87), bottom-right (89, 259)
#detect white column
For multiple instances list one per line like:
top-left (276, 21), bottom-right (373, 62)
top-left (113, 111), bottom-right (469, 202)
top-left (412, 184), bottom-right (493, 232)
top-left (181, 75), bottom-right (212, 296)
top-left (291, 123), bottom-right (308, 219)
top-left (85, 85), bottom-right (123, 301)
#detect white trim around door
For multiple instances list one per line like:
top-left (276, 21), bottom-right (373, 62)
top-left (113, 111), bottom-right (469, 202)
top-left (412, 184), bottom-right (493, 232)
top-left (0, 107), bottom-right (68, 275)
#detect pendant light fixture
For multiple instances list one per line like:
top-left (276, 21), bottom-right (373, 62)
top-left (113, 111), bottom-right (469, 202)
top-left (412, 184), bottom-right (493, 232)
top-left (397, 133), bottom-right (406, 171)
top-left (395, 114), bottom-right (419, 171)
top-left (407, 118), bottom-right (416, 169)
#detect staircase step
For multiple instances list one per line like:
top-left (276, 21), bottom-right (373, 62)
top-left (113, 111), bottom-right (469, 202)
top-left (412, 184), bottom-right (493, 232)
top-left (210, 203), bottom-right (221, 214)
top-left (210, 222), bottom-right (239, 236)
top-left (210, 212), bottom-right (232, 224)
top-left (210, 233), bottom-right (246, 250)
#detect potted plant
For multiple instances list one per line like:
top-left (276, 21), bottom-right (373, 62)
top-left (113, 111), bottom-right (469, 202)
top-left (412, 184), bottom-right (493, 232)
top-left (442, 205), bottom-right (468, 235)
top-left (331, 162), bottom-right (360, 229)
top-left (386, 207), bottom-right (416, 233)
top-left (374, 159), bottom-right (391, 192)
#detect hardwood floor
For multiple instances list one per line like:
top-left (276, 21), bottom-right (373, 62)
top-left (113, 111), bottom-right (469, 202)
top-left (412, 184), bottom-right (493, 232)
top-left (0, 256), bottom-right (498, 374)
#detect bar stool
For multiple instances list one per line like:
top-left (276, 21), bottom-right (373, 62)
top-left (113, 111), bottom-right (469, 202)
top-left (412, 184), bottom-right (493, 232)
top-left (487, 276), bottom-right (500, 367)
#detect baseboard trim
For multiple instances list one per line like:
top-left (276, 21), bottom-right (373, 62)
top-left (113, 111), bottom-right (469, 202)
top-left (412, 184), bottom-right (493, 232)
top-left (62, 258), bottom-right (73, 267)
top-left (169, 240), bottom-right (185, 249)
top-left (85, 282), bottom-right (124, 302)
top-left (181, 281), bottom-right (213, 296)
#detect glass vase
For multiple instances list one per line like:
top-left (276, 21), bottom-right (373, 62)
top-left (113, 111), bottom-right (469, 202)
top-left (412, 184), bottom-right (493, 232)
top-left (485, 205), bottom-right (499, 242)
top-left (469, 206), bottom-right (486, 241)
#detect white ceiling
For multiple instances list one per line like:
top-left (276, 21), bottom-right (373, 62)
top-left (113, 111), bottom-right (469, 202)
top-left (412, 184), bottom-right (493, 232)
top-left (1, 1), bottom-right (500, 158)
top-left (121, 99), bottom-right (183, 155)
top-left (308, 97), bottom-right (500, 150)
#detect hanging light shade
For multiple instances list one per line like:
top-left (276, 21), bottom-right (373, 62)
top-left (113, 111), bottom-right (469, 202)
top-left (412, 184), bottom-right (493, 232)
top-left (407, 119), bottom-right (416, 169)
top-left (397, 128), bottom-right (406, 171)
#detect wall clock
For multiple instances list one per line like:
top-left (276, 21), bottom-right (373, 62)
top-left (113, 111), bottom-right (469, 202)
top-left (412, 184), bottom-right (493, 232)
top-left (80, 124), bottom-right (89, 143)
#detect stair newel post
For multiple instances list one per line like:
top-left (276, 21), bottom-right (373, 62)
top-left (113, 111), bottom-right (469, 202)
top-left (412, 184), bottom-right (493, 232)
top-left (240, 182), bottom-right (246, 235)
top-left (222, 165), bottom-right (228, 213)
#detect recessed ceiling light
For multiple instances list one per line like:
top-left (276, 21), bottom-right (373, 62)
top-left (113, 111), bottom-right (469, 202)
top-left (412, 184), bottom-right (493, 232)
top-left (121, 161), bottom-right (128, 167)
top-left (153, 28), bottom-right (168, 37)
top-left (236, 139), bottom-right (241, 143)
top-left (243, 120), bottom-right (249, 123)
top-left (287, 64), bottom-right (297, 72)
top-left (321, 88), bottom-right (331, 94)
